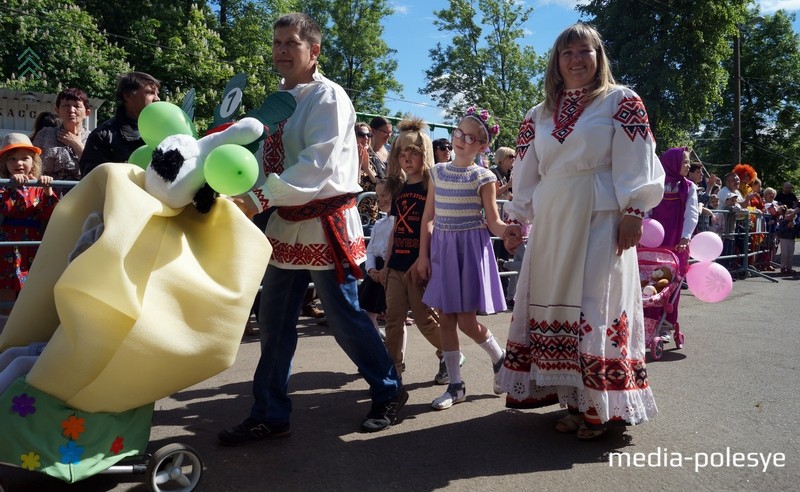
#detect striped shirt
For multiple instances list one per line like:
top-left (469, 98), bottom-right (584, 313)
top-left (431, 162), bottom-right (496, 231)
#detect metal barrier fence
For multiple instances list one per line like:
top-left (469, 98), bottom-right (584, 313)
top-left (1, 187), bottom-right (781, 312)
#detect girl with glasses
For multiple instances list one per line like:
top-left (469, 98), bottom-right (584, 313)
top-left (417, 106), bottom-right (522, 410)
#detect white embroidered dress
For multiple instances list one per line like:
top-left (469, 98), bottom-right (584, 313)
top-left (248, 72), bottom-right (366, 270)
top-left (496, 86), bottom-right (665, 425)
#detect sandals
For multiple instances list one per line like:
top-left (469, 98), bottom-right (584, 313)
top-left (576, 422), bottom-right (608, 440)
top-left (555, 413), bottom-right (583, 433)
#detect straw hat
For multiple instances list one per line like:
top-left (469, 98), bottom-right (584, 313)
top-left (0, 133), bottom-right (42, 159)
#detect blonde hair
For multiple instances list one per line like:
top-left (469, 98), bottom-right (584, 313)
top-left (1, 149), bottom-right (42, 179)
top-left (386, 117), bottom-right (434, 195)
top-left (544, 23), bottom-right (618, 116)
top-left (494, 147), bottom-right (515, 166)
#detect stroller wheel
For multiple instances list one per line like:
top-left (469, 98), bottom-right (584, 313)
top-left (147, 443), bottom-right (203, 492)
top-left (675, 332), bottom-right (685, 349)
top-left (650, 338), bottom-right (664, 360)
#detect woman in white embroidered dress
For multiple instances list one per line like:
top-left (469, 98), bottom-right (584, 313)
top-left (494, 23), bottom-right (665, 439)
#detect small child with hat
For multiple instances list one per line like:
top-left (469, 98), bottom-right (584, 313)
top-left (0, 133), bottom-right (58, 313)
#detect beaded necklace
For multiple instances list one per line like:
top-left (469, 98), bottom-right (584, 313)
top-left (551, 87), bottom-right (589, 144)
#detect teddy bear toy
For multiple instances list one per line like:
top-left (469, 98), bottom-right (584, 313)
top-left (641, 266), bottom-right (673, 297)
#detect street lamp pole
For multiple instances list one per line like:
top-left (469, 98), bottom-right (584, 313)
top-left (732, 31), bottom-right (742, 166)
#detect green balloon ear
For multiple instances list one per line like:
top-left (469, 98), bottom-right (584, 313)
top-left (138, 101), bottom-right (194, 148)
top-left (128, 144), bottom-right (154, 169)
top-left (204, 144), bottom-right (259, 196)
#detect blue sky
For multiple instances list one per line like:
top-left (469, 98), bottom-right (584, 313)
top-left (378, 0), bottom-right (800, 138)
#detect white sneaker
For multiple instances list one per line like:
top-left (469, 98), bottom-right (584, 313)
top-left (493, 350), bottom-right (506, 395)
top-left (431, 382), bottom-right (466, 410)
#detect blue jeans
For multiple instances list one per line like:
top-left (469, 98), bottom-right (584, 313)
top-left (251, 265), bottom-right (401, 423)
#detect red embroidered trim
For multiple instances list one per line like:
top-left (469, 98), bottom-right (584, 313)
top-left (613, 96), bottom-right (654, 142)
top-left (278, 194), bottom-right (362, 283)
top-left (552, 88), bottom-right (588, 144)
top-left (581, 353), bottom-right (649, 391)
top-left (269, 237), bottom-right (366, 268)
top-left (606, 311), bottom-right (629, 358)
top-left (516, 117), bottom-right (535, 160)
top-left (625, 207), bottom-right (645, 218)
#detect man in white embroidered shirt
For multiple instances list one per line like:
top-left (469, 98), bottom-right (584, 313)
top-left (218, 13), bottom-right (406, 445)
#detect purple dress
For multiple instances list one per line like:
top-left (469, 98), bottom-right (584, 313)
top-left (646, 147), bottom-right (693, 326)
top-left (422, 162), bottom-right (506, 314)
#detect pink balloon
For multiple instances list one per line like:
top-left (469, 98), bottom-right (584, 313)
top-left (689, 231), bottom-right (723, 262)
top-left (640, 218), bottom-right (665, 248)
top-left (686, 261), bottom-right (732, 303)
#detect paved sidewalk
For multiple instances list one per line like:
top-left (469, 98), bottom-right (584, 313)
top-left (3, 256), bottom-right (798, 491)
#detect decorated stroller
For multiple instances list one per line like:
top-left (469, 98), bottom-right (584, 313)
top-left (637, 247), bottom-right (685, 360)
top-left (0, 115), bottom-right (273, 491)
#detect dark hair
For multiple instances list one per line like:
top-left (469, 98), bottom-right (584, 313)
top-left (56, 87), bottom-right (91, 111)
top-left (115, 71), bottom-right (160, 106)
top-left (689, 164), bottom-right (702, 173)
top-left (369, 116), bottom-right (391, 130)
top-left (274, 13), bottom-right (322, 45)
top-left (30, 111), bottom-right (62, 140)
top-left (433, 138), bottom-right (451, 151)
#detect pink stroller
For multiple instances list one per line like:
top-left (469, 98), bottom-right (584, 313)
top-left (637, 247), bottom-right (685, 360)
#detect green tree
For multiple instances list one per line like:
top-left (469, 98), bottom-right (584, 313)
top-left (127, 4), bottom-right (234, 131)
top-left (579, 0), bottom-right (749, 151)
top-left (322, 0), bottom-right (401, 114)
top-left (0, 0), bottom-right (130, 118)
top-left (421, 0), bottom-right (542, 148)
top-left (696, 10), bottom-right (800, 185)
top-left (218, 0), bottom-right (284, 117)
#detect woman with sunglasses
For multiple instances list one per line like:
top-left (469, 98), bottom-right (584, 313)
top-left (433, 138), bottom-right (452, 164)
top-left (356, 122), bottom-right (381, 228)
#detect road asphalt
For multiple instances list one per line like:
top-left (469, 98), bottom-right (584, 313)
top-left (2, 257), bottom-right (798, 491)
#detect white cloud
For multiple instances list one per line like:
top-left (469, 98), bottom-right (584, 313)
top-left (391, 3), bottom-right (410, 15)
top-left (758, 0), bottom-right (800, 12)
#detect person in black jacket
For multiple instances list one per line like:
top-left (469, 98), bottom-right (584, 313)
top-left (79, 72), bottom-right (160, 176)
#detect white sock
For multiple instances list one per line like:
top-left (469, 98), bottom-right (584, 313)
top-left (479, 334), bottom-right (504, 364)
top-left (443, 350), bottom-right (463, 385)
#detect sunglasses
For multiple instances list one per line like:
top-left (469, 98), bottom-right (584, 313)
top-left (453, 128), bottom-right (481, 145)
top-left (437, 145), bottom-right (452, 151)
top-left (357, 132), bottom-right (373, 138)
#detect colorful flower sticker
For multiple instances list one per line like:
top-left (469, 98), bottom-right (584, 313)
top-left (62, 415), bottom-right (86, 440)
top-left (11, 393), bottom-right (36, 417)
top-left (110, 436), bottom-right (125, 455)
top-left (20, 451), bottom-right (41, 471)
top-left (58, 441), bottom-right (84, 465)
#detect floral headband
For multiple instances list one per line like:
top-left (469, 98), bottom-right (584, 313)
top-left (465, 106), bottom-right (501, 143)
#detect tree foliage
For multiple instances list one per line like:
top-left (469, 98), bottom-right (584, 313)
top-left (0, 0), bottom-right (130, 117)
top-left (421, 0), bottom-right (543, 148)
top-left (323, 0), bottom-right (401, 114)
top-left (697, 10), bottom-right (800, 185)
top-left (579, 0), bottom-right (749, 151)
top-left (0, 0), bottom-right (402, 131)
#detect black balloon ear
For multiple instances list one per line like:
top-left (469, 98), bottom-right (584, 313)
top-left (192, 183), bottom-right (218, 214)
top-left (150, 148), bottom-right (185, 182)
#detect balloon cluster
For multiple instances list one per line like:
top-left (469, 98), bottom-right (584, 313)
top-left (685, 232), bottom-right (733, 303)
top-left (128, 101), bottom-right (258, 197)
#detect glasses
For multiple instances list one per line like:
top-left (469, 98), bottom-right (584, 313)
top-left (356, 132), bottom-right (372, 138)
top-left (437, 145), bottom-right (452, 151)
top-left (453, 128), bottom-right (481, 145)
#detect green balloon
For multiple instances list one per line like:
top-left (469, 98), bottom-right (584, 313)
top-left (204, 144), bottom-right (258, 196)
top-left (138, 101), bottom-right (193, 148)
top-left (128, 144), bottom-right (153, 169)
